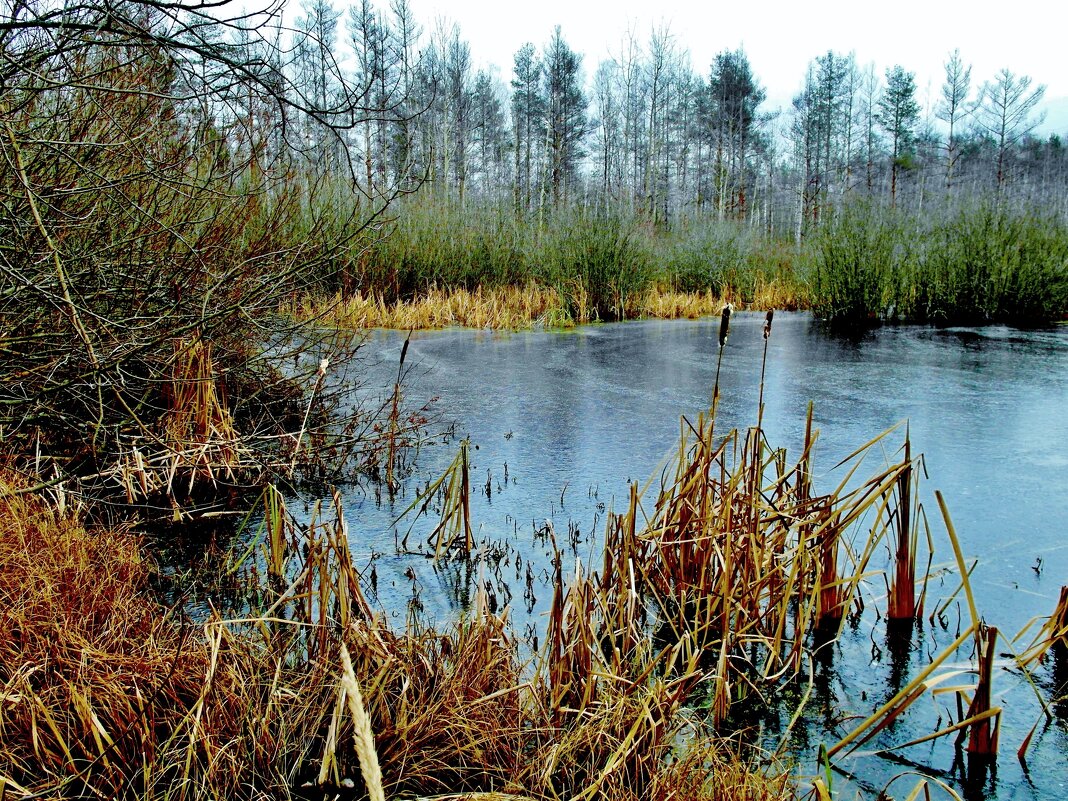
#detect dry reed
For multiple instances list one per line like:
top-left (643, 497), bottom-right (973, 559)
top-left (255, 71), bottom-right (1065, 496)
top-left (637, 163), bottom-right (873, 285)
top-left (0, 470), bottom-right (205, 797)
top-left (293, 283), bottom-right (805, 331)
top-left (1, 457), bottom-right (799, 801)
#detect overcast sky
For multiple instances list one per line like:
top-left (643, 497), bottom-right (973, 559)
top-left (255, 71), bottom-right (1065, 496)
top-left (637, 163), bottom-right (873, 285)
top-left (401, 0), bottom-right (1067, 130)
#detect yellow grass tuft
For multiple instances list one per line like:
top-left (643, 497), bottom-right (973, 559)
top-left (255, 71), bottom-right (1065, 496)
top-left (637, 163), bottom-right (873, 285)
top-left (292, 281), bottom-right (808, 331)
top-left (298, 283), bottom-right (568, 330)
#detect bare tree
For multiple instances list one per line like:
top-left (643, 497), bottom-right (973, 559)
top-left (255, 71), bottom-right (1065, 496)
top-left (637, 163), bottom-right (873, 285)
top-left (975, 68), bottom-right (1046, 194)
top-left (0, 0), bottom-right (423, 500)
top-left (936, 49), bottom-right (974, 191)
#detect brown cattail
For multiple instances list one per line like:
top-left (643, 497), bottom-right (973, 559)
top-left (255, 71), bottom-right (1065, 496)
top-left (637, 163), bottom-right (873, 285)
top-left (763, 309), bottom-right (774, 340)
top-left (718, 304), bottom-right (732, 348)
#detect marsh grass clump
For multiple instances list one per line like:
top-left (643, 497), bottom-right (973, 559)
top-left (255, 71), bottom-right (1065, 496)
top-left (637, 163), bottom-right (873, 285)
top-left (302, 282), bottom-right (567, 329)
top-left (540, 208), bottom-right (654, 322)
top-left (808, 202), bottom-right (911, 325)
top-left (808, 200), bottom-right (1068, 326)
top-left (0, 472), bottom-right (205, 797)
top-left (605, 410), bottom-right (926, 723)
top-left (909, 204), bottom-right (1068, 324)
top-left (354, 200), bottom-right (527, 297)
top-left (660, 220), bottom-right (754, 295)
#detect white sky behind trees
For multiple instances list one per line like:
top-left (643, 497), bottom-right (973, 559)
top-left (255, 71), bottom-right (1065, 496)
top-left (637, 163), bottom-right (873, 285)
top-left (403, 0), bottom-right (1067, 134)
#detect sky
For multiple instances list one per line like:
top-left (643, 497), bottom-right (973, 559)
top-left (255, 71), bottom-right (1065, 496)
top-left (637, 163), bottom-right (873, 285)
top-left (402, 0), bottom-right (1068, 133)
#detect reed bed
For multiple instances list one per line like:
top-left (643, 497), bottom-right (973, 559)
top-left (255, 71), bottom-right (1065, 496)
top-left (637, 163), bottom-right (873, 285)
top-left (293, 195), bottom-right (809, 329)
top-left (296, 285), bottom-right (801, 331)
top-left (580, 408), bottom-right (927, 726)
top-left (0, 470), bottom-right (793, 801)
top-left (809, 200), bottom-right (1068, 325)
top-left (8, 326), bottom-right (1065, 798)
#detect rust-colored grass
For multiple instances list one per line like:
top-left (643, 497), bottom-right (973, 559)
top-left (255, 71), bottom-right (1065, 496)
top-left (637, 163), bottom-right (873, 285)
top-left (0, 472), bottom-right (794, 801)
top-left (0, 472), bottom-right (205, 797)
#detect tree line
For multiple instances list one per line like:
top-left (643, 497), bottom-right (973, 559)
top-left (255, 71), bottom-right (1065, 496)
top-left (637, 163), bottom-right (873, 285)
top-left (293, 1), bottom-right (1063, 237)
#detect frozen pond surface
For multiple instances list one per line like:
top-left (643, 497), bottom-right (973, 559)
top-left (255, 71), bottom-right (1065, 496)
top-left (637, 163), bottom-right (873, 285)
top-left (324, 313), bottom-right (1068, 800)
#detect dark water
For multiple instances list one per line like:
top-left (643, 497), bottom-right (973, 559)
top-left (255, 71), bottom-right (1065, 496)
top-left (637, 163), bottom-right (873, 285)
top-left (329, 313), bottom-right (1068, 800)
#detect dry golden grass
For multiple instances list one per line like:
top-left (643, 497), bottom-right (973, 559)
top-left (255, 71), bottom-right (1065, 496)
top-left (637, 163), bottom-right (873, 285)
top-left (298, 283), bottom-right (568, 330)
top-left (293, 281), bottom-right (809, 331)
top-left (0, 471), bottom-right (205, 797)
top-left (639, 288), bottom-right (729, 319)
top-left (0, 472), bottom-right (794, 801)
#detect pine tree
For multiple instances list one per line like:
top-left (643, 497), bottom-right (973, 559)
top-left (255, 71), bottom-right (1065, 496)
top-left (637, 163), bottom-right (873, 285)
top-left (877, 65), bottom-right (919, 205)
top-left (543, 26), bottom-right (588, 207)
top-left (511, 43), bottom-right (543, 212)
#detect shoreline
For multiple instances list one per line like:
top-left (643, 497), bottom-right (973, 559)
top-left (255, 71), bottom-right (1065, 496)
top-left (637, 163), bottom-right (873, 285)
top-left (291, 281), bottom-right (804, 331)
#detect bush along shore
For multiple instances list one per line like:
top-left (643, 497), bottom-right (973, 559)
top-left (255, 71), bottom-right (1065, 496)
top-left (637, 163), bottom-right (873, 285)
top-left (293, 198), bottom-right (1068, 330)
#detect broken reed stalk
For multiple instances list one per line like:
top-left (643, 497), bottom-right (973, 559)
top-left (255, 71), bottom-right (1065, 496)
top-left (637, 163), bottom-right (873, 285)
top-left (1054, 586), bottom-right (1068, 649)
top-left (814, 516), bottom-right (845, 630)
top-left (397, 439), bottom-right (473, 560)
top-left (288, 356), bottom-right (329, 477)
top-left (888, 432), bottom-right (916, 621)
top-left (1011, 585), bottom-right (1068, 669)
top-left (966, 625), bottom-right (1000, 756)
top-left (711, 304), bottom-right (731, 412)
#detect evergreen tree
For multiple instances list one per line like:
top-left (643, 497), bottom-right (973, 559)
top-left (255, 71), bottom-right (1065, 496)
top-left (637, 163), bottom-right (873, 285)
top-left (511, 43), bottom-right (543, 212)
top-left (877, 65), bottom-right (919, 204)
top-left (543, 26), bottom-right (588, 206)
top-left (707, 48), bottom-right (766, 220)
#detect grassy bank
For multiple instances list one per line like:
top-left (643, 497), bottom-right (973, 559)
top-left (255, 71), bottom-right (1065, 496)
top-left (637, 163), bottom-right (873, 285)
top-left (295, 283), bottom-right (793, 330)
top-left (314, 198), bottom-right (805, 327)
top-left (301, 198), bottom-right (1068, 330)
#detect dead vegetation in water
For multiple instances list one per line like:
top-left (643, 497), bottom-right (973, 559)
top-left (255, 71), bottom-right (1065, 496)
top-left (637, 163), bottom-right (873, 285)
top-left (80, 330), bottom-right (431, 523)
top-left (0, 469), bottom-right (793, 801)
top-left (6, 319), bottom-right (1066, 798)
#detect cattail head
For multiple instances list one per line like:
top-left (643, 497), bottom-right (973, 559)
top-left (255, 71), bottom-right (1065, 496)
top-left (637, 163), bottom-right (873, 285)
top-left (718, 304), bottom-right (732, 348)
top-left (763, 309), bottom-right (774, 340)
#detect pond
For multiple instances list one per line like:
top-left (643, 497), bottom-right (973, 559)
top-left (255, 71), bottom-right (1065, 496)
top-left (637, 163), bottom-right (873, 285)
top-left (325, 312), bottom-right (1068, 801)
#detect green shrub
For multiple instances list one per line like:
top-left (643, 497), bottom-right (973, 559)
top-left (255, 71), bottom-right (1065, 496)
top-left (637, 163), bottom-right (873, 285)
top-left (539, 208), bottom-right (654, 321)
top-left (807, 203), bottom-right (912, 325)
